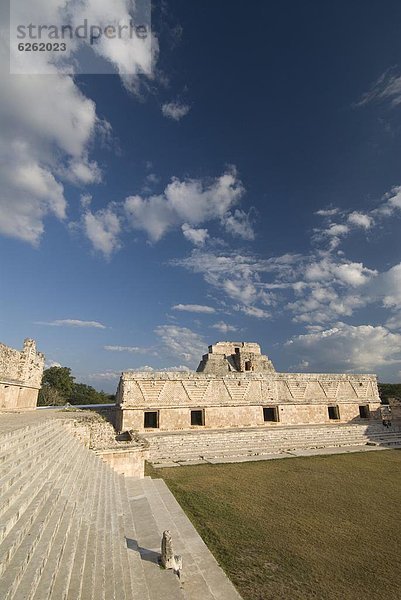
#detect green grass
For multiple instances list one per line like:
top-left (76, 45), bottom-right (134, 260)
top-left (147, 452), bottom-right (401, 600)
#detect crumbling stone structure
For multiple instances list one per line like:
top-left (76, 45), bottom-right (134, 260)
top-left (160, 530), bottom-right (182, 574)
top-left (0, 339), bottom-right (45, 410)
top-left (197, 342), bottom-right (275, 375)
top-left (115, 342), bottom-right (382, 432)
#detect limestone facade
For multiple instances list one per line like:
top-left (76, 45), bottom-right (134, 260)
top-left (0, 339), bottom-right (45, 410)
top-left (115, 342), bottom-right (382, 432)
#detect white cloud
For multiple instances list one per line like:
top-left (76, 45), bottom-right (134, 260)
top-left (129, 364), bottom-right (192, 372)
top-left (285, 323), bottom-right (401, 372)
top-left (181, 223), bottom-right (209, 246)
top-left (124, 168), bottom-right (244, 242)
top-left (238, 306), bottom-right (271, 319)
top-left (347, 211), bottom-right (373, 229)
top-left (36, 319), bottom-right (106, 329)
top-left (326, 223), bottom-right (350, 237)
top-left (83, 206), bottom-right (121, 258)
top-left (357, 69), bottom-right (401, 108)
top-left (173, 249), bottom-right (293, 313)
top-left (334, 262), bottom-right (377, 286)
top-left (315, 208), bottom-right (339, 217)
top-left (172, 304), bottom-right (216, 314)
top-left (212, 321), bottom-right (238, 333)
top-left (0, 0), bottom-right (157, 247)
top-left (45, 360), bottom-right (62, 369)
top-left (88, 370), bottom-right (122, 381)
top-left (154, 325), bottom-right (205, 364)
top-left (89, 363), bottom-right (192, 382)
top-left (222, 209), bottom-right (255, 240)
top-left (104, 345), bottom-right (146, 353)
top-left (162, 102), bottom-right (190, 121)
top-left (379, 263), bottom-right (401, 308)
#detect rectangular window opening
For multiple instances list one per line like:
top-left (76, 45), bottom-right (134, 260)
top-left (359, 405), bottom-right (370, 419)
top-left (191, 409), bottom-right (205, 426)
top-left (328, 405), bottom-right (340, 420)
top-left (263, 406), bottom-right (279, 422)
top-left (144, 411), bottom-right (159, 429)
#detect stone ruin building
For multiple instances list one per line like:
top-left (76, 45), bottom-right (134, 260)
top-left (0, 338), bottom-right (45, 410)
top-left (0, 337), bottom-right (242, 599)
top-left (115, 341), bottom-right (382, 433)
top-left (0, 337), bottom-right (400, 598)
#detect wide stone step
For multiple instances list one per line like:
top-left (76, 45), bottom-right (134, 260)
top-left (146, 425), bottom-right (401, 466)
top-left (0, 423), bottom-right (61, 470)
top-left (0, 434), bottom-right (77, 547)
top-left (35, 452), bottom-right (98, 600)
top-left (150, 435), bottom-right (371, 451)
top-left (0, 427), bottom-right (65, 499)
top-left (0, 420), bottom-right (60, 457)
top-left (0, 430), bottom-right (69, 521)
top-left (125, 477), bottom-right (186, 600)
top-left (10, 445), bottom-right (92, 600)
top-left (79, 460), bottom-right (107, 600)
top-left (117, 472), bottom-right (150, 600)
top-left (0, 437), bottom-right (83, 599)
top-left (149, 430), bottom-right (401, 446)
top-left (147, 478), bottom-right (243, 600)
top-left (64, 448), bottom-right (103, 600)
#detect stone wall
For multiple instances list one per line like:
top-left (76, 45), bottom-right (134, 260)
top-left (197, 341), bottom-right (275, 375)
top-left (0, 339), bottom-right (45, 411)
top-left (116, 368), bottom-right (381, 433)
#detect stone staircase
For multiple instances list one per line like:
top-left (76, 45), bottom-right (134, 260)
top-left (0, 414), bottom-right (242, 600)
top-left (144, 422), bottom-right (401, 467)
top-left (125, 477), bottom-right (241, 600)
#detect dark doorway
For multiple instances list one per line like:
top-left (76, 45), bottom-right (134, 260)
top-left (191, 410), bottom-right (205, 426)
top-left (144, 411), bottom-right (159, 428)
top-left (263, 407), bottom-right (279, 422)
top-left (359, 405), bottom-right (370, 419)
top-left (328, 406), bottom-right (340, 420)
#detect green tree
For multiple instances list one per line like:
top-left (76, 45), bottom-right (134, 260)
top-left (38, 365), bottom-right (115, 406)
top-left (38, 366), bottom-right (75, 406)
top-left (378, 383), bottom-right (401, 403)
top-left (42, 366), bottom-right (75, 398)
top-left (37, 385), bottom-right (65, 406)
top-left (70, 383), bottom-right (114, 405)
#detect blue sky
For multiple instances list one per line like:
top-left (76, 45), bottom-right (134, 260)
top-left (2, 1), bottom-right (401, 391)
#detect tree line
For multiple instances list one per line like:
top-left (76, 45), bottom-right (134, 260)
top-left (38, 366), bottom-right (115, 406)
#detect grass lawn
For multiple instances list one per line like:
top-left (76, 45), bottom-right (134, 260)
top-left (147, 451), bottom-right (401, 600)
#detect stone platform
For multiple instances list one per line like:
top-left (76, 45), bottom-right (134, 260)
top-left (143, 422), bottom-right (401, 467)
top-left (0, 411), bottom-right (242, 600)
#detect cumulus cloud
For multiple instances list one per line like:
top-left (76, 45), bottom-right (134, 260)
top-left (83, 206), bottom-right (121, 258)
top-left (379, 263), bottom-right (401, 308)
top-left (285, 323), bottom-right (401, 372)
top-left (211, 321), bottom-right (238, 333)
top-left (181, 223), bottom-right (209, 246)
top-left (222, 209), bottom-right (255, 240)
top-left (88, 370), bottom-right (122, 381)
top-left (238, 306), bottom-right (271, 319)
top-left (173, 249), bottom-right (295, 313)
top-left (0, 0), bottom-right (156, 247)
top-left (104, 345), bottom-right (146, 353)
top-left (36, 319), bottom-right (106, 328)
top-left (162, 102), bottom-right (190, 121)
top-left (315, 208), bottom-right (339, 217)
top-left (90, 363), bottom-right (192, 381)
top-left (172, 304), bottom-right (216, 314)
top-left (347, 211), bottom-right (373, 229)
top-left (154, 325), bottom-right (205, 364)
top-left (124, 168), bottom-right (244, 242)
